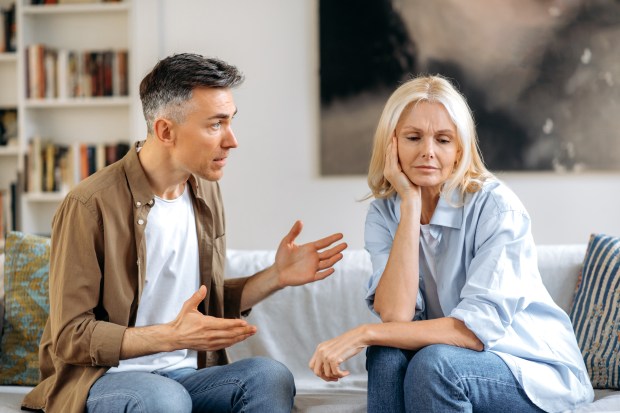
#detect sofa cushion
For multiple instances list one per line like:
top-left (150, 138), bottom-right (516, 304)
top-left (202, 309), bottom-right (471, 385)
top-left (0, 231), bottom-right (50, 386)
top-left (569, 233), bottom-right (620, 389)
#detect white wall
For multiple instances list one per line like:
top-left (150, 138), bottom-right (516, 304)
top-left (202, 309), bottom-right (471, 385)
top-left (132, 0), bottom-right (620, 250)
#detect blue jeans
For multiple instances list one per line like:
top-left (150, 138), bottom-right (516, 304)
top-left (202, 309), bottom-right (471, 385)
top-left (86, 356), bottom-right (295, 413)
top-left (366, 344), bottom-right (545, 413)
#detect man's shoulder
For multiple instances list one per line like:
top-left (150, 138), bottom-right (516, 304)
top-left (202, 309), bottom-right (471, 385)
top-left (65, 160), bottom-right (129, 205)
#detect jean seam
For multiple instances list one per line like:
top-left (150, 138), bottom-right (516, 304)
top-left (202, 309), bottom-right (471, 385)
top-left (455, 375), bottom-right (520, 390)
top-left (87, 392), bottom-right (146, 413)
top-left (452, 374), bottom-right (522, 402)
top-left (192, 378), bottom-right (247, 411)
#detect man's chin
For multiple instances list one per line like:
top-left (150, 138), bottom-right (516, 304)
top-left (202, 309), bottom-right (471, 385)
top-left (200, 170), bottom-right (224, 182)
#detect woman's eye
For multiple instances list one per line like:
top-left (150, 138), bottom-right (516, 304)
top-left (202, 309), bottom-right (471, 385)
top-left (405, 136), bottom-right (420, 141)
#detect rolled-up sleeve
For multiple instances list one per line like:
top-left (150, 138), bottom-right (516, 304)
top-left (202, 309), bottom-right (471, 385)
top-left (364, 200), bottom-right (425, 319)
top-left (450, 209), bottom-right (536, 349)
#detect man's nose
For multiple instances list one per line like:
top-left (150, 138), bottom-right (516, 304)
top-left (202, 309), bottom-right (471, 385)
top-left (223, 126), bottom-right (238, 149)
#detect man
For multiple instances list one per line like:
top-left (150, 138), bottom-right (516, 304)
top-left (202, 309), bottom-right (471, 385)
top-left (22, 53), bottom-right (347, 413)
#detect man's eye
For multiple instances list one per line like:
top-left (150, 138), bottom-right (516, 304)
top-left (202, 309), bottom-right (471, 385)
top-left (212, 122), bottom-right (222, 130)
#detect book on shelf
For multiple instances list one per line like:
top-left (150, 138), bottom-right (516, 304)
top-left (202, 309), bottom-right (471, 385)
top-left (0, 184), bottom-right (18, 242)
top-left (25, 45), bottom-right (129, 99)
top-left (0, 189), bottom-right (8, 245)
top-left (24, 137), bottom-right (130, 194)
top-left (0, 3), bottom-right (16, 53)
top-left (3, 172), bottom-right (22, 232)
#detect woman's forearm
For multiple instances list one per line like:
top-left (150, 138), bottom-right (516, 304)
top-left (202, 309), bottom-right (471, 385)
top-left (364, 317), bottom-right (484, 352)
top-left (374, 198), bottom-right (421, 321)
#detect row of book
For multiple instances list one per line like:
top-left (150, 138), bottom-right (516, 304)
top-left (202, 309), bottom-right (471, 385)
top-left (24, 138), bottom-right (130, 194)
top-left (0, 3), bottom-right (16, 53)
top-left (0, 177), bottom-right (20, 244)
top-left (26, 45), bottom-right (129, 99)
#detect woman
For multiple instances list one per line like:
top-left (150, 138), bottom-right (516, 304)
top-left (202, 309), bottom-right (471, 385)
top-left (309, 75), bottom-right (593, 412)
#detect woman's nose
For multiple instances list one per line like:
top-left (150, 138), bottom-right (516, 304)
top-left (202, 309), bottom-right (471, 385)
top-left (421, 139), bottom-right (435, 158)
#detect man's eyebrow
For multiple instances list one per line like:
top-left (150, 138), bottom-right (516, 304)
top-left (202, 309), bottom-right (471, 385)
top-left (208, 109), bottom-right (238, 120)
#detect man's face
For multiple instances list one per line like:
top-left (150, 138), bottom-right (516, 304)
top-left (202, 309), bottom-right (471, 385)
top-left (170, 87), bottom-right (238, 181)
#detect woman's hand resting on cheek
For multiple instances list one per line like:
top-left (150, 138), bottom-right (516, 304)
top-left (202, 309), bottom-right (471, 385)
top-left (384, 136), bottom-right (421, 206)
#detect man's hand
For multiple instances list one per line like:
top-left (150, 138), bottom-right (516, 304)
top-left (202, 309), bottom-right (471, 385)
top-left (169, 286), bottom-right (257, 351)
top-left (120, 286), bottom-right (256, 360)
top-left (274, 221), bottom-right (347, 288)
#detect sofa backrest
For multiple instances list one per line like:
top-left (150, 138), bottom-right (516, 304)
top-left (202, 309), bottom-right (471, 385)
top-left (536, 244), bottom-right (586, 313)
top-left (224, 245), bottom-right (587, 391)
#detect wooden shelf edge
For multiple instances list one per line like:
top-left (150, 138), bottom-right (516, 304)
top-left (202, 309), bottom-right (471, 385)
top-left (0, 146), bottom-right (19, 156)
top-left (24, 97), bottom-right (131, 108)
top-left (22, 2), bottom-right (129, 15)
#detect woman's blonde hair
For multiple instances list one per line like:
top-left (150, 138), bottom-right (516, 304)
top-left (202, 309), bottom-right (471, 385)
top-left (367, 74), bottom-right (493, 203)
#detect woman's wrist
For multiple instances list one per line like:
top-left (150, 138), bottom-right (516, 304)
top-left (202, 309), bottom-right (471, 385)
top-left (399, 197), bottom-right (422, 220)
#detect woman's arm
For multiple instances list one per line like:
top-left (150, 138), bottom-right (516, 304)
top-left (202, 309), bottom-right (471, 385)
top-left (372, 137), bottom-right (423, 322)
top-left (373, 197), bottom-right (421, 322)
top-left (309, 317), bottom-right (483, 381)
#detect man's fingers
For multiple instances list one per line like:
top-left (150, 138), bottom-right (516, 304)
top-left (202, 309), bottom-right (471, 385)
top-left (314, 268), bottom-right (335, 281)
top-left (283, 220), bottom-right (303, 244)
top-left (312, 233), bottom-right (344, 250)
top-left (181, 285), bottom-right (208, 313)
top-left (318, 243), bottom-right (347, 261)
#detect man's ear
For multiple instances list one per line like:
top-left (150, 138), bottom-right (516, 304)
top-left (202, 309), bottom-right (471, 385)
top-left (153, 117), bottom-right (175, 146)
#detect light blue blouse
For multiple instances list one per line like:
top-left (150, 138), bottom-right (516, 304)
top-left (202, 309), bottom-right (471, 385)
top-left (365, 179), bottom-right (593, 412)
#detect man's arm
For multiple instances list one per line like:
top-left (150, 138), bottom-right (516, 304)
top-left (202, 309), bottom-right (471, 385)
top-left (240, 221), bottom-right (347, 311)
top-left (120, 286), bottom-right (257, 359)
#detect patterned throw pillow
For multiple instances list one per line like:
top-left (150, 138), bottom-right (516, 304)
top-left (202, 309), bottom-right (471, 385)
top-left (569, 233), bottom-right (620, 389)
top-left (0, 231), bottom-right (50, 385)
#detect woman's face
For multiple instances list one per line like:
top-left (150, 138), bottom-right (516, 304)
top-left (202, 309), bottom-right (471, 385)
top-left (394, 101), bottom-right (460, 190)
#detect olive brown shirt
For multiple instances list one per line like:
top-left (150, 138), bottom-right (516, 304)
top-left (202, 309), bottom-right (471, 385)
top-left (22, 143), bottom-right (249, 413)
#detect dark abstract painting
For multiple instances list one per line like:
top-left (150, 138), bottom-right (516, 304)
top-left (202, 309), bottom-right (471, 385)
top-left (320, 0), bottom-right (620, 175)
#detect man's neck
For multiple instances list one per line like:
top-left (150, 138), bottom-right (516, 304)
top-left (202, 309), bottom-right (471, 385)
top-left (138, 137), bottom-right (190, 200)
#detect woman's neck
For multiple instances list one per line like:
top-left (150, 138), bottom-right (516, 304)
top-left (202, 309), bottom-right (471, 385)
top-left (420, 187), bottom-right (441, 225)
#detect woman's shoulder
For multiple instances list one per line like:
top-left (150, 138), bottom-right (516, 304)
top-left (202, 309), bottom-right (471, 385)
top-left (368, 193), bottom-right (398, 210)
top-left (366, 193), bottom-right (400, 223)
top-left (469, 179), bottom-right (527, 215)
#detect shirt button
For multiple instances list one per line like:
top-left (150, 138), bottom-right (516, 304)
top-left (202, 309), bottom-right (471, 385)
top-left (137, 219), bottom-right (145, 225)
top-left (148, 200), bottom-right (154, 206)
top-left (136, 201), bottom-right (142, 207)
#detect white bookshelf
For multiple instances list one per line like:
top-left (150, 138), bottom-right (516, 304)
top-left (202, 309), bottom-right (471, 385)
top-left (3, 0), bottom-right (135, 235)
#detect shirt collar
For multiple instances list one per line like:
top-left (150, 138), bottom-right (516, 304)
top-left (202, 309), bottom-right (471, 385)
top-left (123, 141), bottom-right (155, 207)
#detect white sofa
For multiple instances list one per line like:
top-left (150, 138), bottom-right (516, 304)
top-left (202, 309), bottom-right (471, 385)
top-left (1, 246), bottom-right (619, 412)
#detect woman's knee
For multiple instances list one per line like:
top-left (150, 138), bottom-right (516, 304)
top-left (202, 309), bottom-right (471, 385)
top-left (405, 344), bottom-right (462, 387)
top-left (366, 345), bottom-right (412, 373)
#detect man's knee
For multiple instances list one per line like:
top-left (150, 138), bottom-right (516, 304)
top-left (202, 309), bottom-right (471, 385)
top-left (87, 374), bottom-right (192, 413)
top-left (244, 356), bottom-right (295, 392)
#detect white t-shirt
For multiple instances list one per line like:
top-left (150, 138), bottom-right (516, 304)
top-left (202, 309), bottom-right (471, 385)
top-left (108, 185), bottom-right (200, 373)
